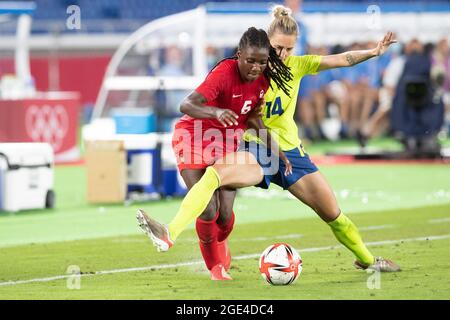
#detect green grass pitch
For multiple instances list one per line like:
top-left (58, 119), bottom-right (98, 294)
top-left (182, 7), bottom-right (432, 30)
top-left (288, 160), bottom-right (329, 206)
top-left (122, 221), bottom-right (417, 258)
top-left (0, 162), bottom-right (449, 300)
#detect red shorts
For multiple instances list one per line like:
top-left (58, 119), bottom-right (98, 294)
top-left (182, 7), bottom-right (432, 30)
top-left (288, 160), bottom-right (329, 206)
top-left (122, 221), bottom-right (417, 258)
top-left (172, 124), bottom-right (239, 172)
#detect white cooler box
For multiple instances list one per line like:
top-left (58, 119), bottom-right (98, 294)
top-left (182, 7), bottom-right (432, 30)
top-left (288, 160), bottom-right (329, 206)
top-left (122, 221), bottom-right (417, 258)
top-left (119, 133), bottom-right (161, 195)
top-left (160, 133), bottom-right (187, 197)
top-left (0, 143), bottom-right (55, 212)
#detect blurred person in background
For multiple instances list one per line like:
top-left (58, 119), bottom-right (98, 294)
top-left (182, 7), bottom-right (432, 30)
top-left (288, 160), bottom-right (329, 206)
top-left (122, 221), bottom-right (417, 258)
top-left (313, 45), bottom-right (336, 140)
top-left (354, 41), bottom-right (383, 138)
top-left (343, 42), bottom-right (369, 138)
top-left (389, 38), bottom-right (445, 152)
top-left (431, 38), bottom-right (450, 136)
top-left (297, 45), bottom-right (327, 141)
top-left (325, 45), bottom-right (353, 139)
top-left (157, 45), bottom-right (190, 131)
top-left (357, 39), bottom-right (421, 147)
top-left (206, 45), bottom-right (222, 71)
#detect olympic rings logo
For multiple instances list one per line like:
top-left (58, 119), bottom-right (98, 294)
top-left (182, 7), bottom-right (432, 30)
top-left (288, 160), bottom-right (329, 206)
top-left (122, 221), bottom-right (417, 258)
top-left (25, 104), bottom-right (69, 152)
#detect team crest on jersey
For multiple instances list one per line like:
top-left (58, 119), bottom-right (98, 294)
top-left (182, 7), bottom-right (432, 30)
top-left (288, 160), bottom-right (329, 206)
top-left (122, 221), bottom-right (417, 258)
top-left (259, 90), bottom-right (265, 98)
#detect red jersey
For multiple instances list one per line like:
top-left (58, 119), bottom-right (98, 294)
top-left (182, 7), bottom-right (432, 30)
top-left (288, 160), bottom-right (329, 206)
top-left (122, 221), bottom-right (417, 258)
top-left (176, 59), bottom-right (269, 134)
top-left (173, 59), bottom-right (269, 170)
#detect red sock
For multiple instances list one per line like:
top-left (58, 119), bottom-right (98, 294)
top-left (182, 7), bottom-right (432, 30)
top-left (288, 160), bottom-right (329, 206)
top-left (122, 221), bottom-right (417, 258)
top-left (217, 212), bottom-right (235, 242)
top-left (196, 212), bottom-right (220, 270)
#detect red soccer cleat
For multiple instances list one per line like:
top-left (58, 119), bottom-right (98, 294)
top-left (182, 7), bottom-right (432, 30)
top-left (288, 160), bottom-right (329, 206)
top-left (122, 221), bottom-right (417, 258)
top-left (210, 264), bottom-right (232, 281)
top-left (217, 239), bottom-right (231, 271)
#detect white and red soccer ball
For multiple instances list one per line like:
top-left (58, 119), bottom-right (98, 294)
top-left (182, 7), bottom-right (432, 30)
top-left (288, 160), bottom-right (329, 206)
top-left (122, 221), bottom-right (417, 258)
top-left (259, 243), bottom-right (302, 285)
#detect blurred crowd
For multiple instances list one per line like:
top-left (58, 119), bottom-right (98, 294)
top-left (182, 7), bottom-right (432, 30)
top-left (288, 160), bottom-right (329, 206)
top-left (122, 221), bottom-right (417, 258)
top-left (100, 0), bottom-right (450, 148)
top-left (154, 37), bottom-right (450, 147)
top-left (297, 38), bottom-right (450, 145)
top-left (151, 0), bottom-right (450, 147)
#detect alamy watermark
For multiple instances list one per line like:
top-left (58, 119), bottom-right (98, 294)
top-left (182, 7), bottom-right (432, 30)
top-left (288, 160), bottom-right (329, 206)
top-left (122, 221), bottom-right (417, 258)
top-left (66, 5), bottom-right (81, 30)
top-left (366, 5), bottom-right (382, 30)
top-left (66, 265), bottom-right (81, 290)
top-left (366, 269), bottom-right (381, 290)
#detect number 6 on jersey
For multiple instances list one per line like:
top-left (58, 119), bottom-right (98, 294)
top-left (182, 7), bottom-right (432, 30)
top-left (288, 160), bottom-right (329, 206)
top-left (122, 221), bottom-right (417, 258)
top-left (241, 100), bottom-right (252, 114)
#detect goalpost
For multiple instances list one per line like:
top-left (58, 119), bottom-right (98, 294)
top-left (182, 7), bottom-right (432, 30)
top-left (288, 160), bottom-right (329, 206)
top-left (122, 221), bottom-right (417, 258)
top-left (0, 1), bottom-right (36, 92)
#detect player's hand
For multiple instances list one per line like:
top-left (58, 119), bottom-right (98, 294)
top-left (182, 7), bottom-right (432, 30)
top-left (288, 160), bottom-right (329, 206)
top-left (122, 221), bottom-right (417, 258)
top-left (284, 159), bottom-right (293, 176)
top-left (254, 98), bottom-right (265, 117)
top-left (280, 153), bottom-right (293, 176)
top-left (214, 109), bottom-right (239, 127)
top-left (374, 31), bottom-right (397, 56)
top-left (246, 98), bottom-right (265, 127)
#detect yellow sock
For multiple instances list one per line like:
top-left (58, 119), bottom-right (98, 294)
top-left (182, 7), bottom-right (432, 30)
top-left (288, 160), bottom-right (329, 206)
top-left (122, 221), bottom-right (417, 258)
top-left (168, 167), bottom-right (221, 241)
top-left (328, 213), bottom-right (375, 266)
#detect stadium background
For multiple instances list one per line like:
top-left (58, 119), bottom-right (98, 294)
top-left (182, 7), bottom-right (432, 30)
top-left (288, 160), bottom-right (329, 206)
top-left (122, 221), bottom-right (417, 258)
top-left (0, 0), bottom-right (449, 300)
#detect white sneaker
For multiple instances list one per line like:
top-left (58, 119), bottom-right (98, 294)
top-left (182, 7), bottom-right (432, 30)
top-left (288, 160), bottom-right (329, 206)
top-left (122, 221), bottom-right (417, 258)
top-left (354, 257), bottom-right (401, 272)
top-left (136, 209), bottom-right (173, 252)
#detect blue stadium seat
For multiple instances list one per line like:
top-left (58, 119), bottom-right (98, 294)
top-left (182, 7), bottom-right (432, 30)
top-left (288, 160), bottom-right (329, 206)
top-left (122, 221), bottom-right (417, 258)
top-left (22, 0), bottom-right (450, 34)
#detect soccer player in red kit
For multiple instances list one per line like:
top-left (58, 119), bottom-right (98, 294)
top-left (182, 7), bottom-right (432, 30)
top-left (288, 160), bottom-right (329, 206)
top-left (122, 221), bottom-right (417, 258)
top-left (138, 27), bottom-right (293, 280)
top-left (173, 54), bottom-right (268, 172)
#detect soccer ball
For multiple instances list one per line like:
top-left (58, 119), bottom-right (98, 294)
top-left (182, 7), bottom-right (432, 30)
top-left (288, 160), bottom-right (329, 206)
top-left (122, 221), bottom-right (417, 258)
top-left (259, 243), bottom-right (302, 285)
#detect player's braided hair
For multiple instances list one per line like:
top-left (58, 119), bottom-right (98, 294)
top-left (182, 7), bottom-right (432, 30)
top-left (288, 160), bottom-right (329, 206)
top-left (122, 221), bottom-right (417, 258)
top-left (238, 27), bottom-right (293, 96)
top-left (209, 27), bottom-right (293, 96)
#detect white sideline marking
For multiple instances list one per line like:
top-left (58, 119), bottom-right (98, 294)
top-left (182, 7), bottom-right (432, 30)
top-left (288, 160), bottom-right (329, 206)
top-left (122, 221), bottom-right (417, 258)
top-left (1, 234), bottom-right (449, 288)
top-left (428, 217), bottom-right (450, 224)
top-left (186, 233), bottom-right (303, 242)
top-left (112, 234), bottom-right (303, 244)
top-left (359, 225), bottom-right (394, 231)
top-left (111, 227), bottom-right (391, 244)
top-left (248, 233), bottom-right (303, 242)
top-left (231, 233), bottom-right (303, 242)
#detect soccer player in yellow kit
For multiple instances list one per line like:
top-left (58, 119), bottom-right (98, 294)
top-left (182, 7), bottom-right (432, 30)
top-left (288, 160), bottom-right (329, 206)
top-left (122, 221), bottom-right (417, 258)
top-left (137, 5), bottom-right (400, 278)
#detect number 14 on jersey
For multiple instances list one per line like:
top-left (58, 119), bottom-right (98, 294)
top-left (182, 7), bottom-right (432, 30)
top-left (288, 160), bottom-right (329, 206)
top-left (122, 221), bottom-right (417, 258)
top-left (266, 97), bottom-right (284, 118)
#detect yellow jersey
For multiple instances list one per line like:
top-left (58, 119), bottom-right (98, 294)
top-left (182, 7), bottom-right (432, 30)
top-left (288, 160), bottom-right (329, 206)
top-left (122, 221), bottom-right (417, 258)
top-left (244, 55), bottom-right (322, 151)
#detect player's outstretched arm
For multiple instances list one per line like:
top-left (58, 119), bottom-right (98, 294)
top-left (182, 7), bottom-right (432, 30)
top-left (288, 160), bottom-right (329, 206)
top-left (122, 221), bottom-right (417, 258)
top-left (317, 31), bottom-right (396, 71)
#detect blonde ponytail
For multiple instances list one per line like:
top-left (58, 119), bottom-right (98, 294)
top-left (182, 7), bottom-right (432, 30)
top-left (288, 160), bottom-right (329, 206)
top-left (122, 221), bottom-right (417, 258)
top-left (272, 5), bottom-right (292, 19)
top-left (268, 5), bottom-right (298, 37)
